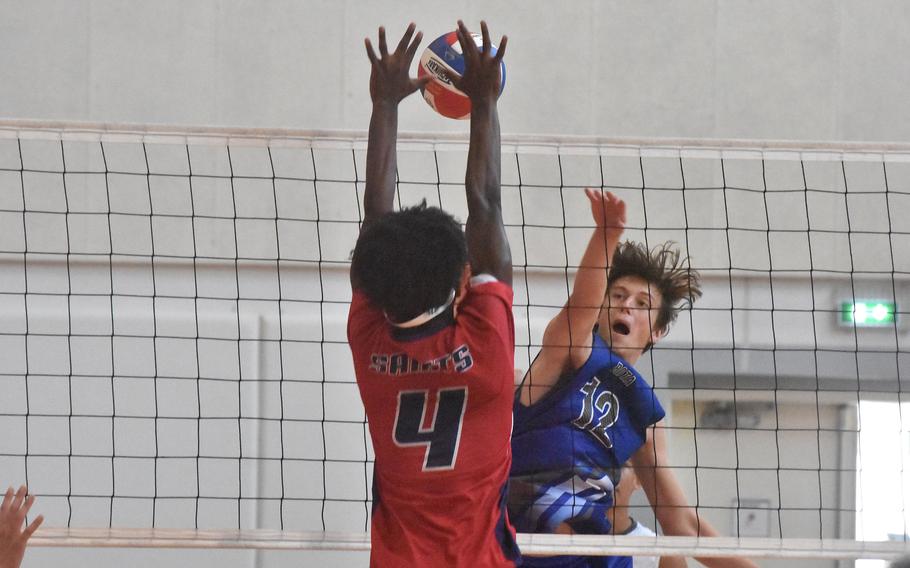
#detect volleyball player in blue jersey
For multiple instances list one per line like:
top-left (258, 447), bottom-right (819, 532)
top-left (510, 188), bottom-right (756, 568)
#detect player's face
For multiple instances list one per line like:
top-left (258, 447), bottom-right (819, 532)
top-left (599, 276), bottom-right (664, 364)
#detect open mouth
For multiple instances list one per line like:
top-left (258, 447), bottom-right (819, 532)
top-left (612, 322), bottom-right (631, 336)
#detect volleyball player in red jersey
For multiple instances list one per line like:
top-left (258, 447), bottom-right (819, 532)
top-left (348, 21), bottom-right (520, 567)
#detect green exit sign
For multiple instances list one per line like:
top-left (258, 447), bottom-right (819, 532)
top-left (841, 300), bottom-right (896, 327)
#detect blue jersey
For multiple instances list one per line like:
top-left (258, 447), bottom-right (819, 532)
top-left (509, 331), bottom-right (665, 567)
top-left (604, 555), bottom-right (633, 568)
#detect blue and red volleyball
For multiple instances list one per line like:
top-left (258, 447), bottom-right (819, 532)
top-left (418, 31), bottom-right (506, 120)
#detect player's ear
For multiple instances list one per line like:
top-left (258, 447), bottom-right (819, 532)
top-left (649, 325), bottom-right (666, 346)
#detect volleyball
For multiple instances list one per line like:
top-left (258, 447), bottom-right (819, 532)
top-left (418, 30), bottom-right (506, 120)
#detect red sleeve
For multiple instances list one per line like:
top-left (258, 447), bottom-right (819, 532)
top-left (461, 280), bottom-right (514, 345)
top-left (456, 280), bottom-right (515, 391)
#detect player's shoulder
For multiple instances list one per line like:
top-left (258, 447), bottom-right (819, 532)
top-left (347, 289), bottom-right (387, 339)
top-left (467, 273), bottom-right (512, 297)
top-left (456, 274), bottom-right (513, 316)
top-left (349, 288), bottom-right (377, 313)
top-left (460, 274), bottom-right (514, 330)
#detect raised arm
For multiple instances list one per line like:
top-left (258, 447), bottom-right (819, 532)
top-left (453, 20), bottom-right (511, 286)
top-left (0, 486), bottom-right (43, 568)
top-left (631, 423), bottom-right (759, 568)
top-left (519, 189), bottom-right (625, 405)
top-left (361, 23), bottom-right (429, 230)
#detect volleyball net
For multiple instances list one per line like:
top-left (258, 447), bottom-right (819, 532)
top-left (1, 120), bottom-right (909, 563)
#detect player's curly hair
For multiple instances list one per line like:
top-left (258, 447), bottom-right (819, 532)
top-left (351, 202), bottom-right (468, 323)
top-left (607, 241), bottom-right (702, 334)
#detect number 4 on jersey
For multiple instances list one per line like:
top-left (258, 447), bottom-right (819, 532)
top-left (394, 387), bottom-right (468, 471)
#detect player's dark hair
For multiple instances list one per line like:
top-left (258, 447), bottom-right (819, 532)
top-left (351, 202), bottom-right (468, 323)
top-left (607, 241), bottom-right (702, 335)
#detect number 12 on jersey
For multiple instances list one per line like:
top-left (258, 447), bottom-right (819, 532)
top-left (394, 387), bottom-right (468, 471)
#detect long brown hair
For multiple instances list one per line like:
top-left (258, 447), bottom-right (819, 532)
top-left (607, 241), bottom-right (702, 333)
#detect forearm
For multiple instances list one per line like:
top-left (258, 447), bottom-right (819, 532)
top-left (363, 101), bottom-right (399, 226)
top-left (525, 229), bottom-right (612, 398)
top-left (568, 226), bottom-right (614, 316)
top-left (465, 98), bottom-right (500, 211)
top-left (656, 505), bottom-right (756, 567)
top-left (552, 225), bottom-right (618, 365)
top-left (636, 426), bottom-right (758, 568)
top-left (658, 504), bottom-right (719, 538)
top-left (464, 98), bottom-right (511, 282)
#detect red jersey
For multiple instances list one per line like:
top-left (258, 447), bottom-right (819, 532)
top-left (348, 276), bottom-right (520, 568)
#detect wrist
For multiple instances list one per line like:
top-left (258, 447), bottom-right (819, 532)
top-left (372, 99), bottom-right (400, 111)
top-left (468, 95), bottom-right (497, 111)
top-left (604, 227), bottom-right (624, 240)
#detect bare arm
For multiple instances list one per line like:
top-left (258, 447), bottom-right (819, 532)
top-left (360, 24), bottom-right (429, 231)
top-left (632, 423), bottom-right (758, 568)
top-left (362, 93), bottom-right (399, 229)
top-left (454, 20), bottom-right (512, 286)
top-left (0, 486), bottom-right (43, 568)
top-left (518, 189), bottom-right (625, 405)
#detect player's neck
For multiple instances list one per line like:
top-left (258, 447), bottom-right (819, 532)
top-left (608, 344), bottom-right (643, 366)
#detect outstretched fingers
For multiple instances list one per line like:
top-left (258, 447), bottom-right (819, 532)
top-left (364, 38), bottom-right (378, 66)
top-left (585, 188), bottom-right (626, 229)
top-left (456, 19), bottom-right (469, 39)
top-left (20, 494), bottom-right (35, 518)
top-left (606, 192), bottom-right (627, 229)
top-left (456, 20), bottom-right (475, 59)
top-left (587, 188), bottom-right (606, 221)
top-left (613, 196), bottom-right (627, 223)
top-left (493, 34), bottom-right (508, 62)
top-left (378, 26), bottom-right (388, 57)
top-left (586, 187), bottom-right (610, 206)
top-left (405, 29), bottom-right (424, 62)
top-left (396, 22), bottom-right (415, 53)
top-left (367, 23), bottom-right (423, 65)
top-left (1, 487), bottom-right (13, 512)
top-left (0, 486), bottom-right (43, 537)
top-left (11, 485), bottom-right (26, 512)
top-left (23, 512), bottom-right (44, 539)
top-left (457, 20), bottom-right (506, 63)
top-left (365, 23), bottom-right (429, 104)
top-left (480, 20), bottom-right (491, 54)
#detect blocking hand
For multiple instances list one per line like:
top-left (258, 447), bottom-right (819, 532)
top-left (365, 23), bottom-right (431, 104)
top-left (453, 20), bottom-right (507, 103)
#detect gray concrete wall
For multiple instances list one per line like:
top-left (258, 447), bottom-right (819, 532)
top-left (1, 1), bottom-right (909, 142)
